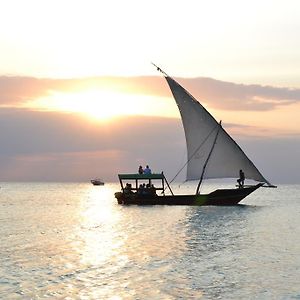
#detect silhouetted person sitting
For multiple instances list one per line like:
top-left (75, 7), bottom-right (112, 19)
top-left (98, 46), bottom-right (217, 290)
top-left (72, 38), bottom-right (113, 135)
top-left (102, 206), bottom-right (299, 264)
top-left (124, 183), bottom-right (133, 194)
top-left (144, 165), bottom-right (151, 174)
top-left (149, 184), bottom-right (157, 196)
top-left (138, 165), bottom-right (143, 174)
top-left (138, 183), bottom-right (146, 195)
top-left (237, 169), bottom-right (245, 188)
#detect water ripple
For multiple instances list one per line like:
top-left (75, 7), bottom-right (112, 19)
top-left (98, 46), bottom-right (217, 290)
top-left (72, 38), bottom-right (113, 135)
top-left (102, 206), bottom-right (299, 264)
top-left (1, 183), bottom-right (300, 299)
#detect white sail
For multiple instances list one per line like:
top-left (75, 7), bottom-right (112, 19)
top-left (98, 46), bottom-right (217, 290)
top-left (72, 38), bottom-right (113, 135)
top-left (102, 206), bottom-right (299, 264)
top-left (165, 76), bottom-right (271, 185)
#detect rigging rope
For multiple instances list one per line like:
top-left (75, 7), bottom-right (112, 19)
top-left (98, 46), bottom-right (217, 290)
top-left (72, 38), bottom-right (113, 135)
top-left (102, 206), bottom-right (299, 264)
top-left (168, 123), bottom-right (219, 186)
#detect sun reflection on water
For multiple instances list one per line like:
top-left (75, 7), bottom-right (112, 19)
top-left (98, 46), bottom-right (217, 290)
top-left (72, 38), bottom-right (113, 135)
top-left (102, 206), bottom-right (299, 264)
top-left (77, 185), bottom-right (125, 265)
top-left (70, 183), bottom-right (190, 298)
top-left (1, 183), bottom-right (299, 299)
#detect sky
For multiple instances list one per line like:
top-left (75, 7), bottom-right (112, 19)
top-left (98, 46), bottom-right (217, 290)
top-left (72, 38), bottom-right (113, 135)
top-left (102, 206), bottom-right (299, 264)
top-left (0, 0), bottom-right (300, 183)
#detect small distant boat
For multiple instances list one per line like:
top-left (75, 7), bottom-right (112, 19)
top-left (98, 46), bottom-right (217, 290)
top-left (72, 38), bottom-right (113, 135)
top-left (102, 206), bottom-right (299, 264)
top-left (91, 178), bottom-right (104, 186)
top-left (114, 65), bottom-right (276, 206)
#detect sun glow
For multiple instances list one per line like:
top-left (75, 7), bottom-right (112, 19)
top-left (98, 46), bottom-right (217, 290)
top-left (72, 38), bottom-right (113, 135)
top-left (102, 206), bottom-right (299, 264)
top-left (26, 89), bottom-right (178, 121)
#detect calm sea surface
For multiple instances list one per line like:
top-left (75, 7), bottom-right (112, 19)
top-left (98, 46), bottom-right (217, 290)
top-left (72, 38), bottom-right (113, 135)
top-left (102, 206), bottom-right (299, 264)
top-left (1, 182), bottom-right (300, 300)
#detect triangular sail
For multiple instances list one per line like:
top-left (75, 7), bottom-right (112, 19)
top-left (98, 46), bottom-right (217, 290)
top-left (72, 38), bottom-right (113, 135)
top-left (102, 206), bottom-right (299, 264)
top-left (164, 76), bottom-right (272, 186)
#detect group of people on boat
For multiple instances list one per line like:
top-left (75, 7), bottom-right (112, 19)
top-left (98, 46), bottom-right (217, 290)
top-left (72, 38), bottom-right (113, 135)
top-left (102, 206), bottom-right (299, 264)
top-left (138, 165), bottom-right (151, 175)
top-left (137, 183), bottom-right (157, 196)
top-left (123, 182), bottom-right (157, 197)
top-left (121, 164), bottom-right (157, 198)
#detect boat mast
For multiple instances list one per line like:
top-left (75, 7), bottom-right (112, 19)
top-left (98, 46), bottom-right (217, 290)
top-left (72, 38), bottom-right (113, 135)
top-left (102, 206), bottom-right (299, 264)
top-left (152, 62), bottom-right (170, 77)
top-left (196, 121), bottom-right (222, 195)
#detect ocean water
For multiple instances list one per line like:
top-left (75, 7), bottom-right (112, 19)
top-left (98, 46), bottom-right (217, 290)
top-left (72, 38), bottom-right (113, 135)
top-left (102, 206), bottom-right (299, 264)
top-left (0, 182), bottom-right (300, 300)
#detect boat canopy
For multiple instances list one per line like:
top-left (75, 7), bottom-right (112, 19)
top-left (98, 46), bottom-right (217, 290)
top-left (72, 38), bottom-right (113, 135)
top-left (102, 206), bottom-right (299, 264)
top-left (118, 173), bottom-right (165, 180)
top-left (118, 173), bottom-right (174, 195)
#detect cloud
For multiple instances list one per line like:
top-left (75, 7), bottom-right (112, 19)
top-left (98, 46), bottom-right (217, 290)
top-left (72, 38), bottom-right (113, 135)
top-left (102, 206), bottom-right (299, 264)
top-left (1, 75), bottom-right (300, 111)
top-left (1, 75), bottom-right (300, 183)
top-left (239, 137), bottom-right (300, 184)
top-left (0, 108), bottom-right (184, 155)
top-left (0, 108), bottom-right (185, 181)
top-left (0, 75), bottom-right (166, 106)
top-left (0, 150), bottom-right (125, 182)
top-left (179, 77), bottom-right (300, 111)
top-left (0, 109), bottom-right (300, 183)
top-left (0, 108), bottom-right (299, 183)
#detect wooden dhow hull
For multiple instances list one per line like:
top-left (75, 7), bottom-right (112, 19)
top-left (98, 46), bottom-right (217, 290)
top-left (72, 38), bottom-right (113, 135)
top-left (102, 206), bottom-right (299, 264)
top-left (115, 183), bottom-right (263, 206)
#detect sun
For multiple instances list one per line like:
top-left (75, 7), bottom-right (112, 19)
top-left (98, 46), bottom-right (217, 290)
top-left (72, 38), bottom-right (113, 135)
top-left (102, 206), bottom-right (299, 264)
top-left (25, 88), bottom-right (178, 121)
top-left (42, 90), bottom-right (136, 120)
top-left (26, 89), bottom-right (142, 121)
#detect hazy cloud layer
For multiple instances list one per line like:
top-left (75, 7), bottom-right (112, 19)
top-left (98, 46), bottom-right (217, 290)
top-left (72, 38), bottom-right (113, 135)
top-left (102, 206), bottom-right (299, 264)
top-left (0, 108), bottom-right (299, 183)
top-left (1, 75), bottom-right (300, 111)
top-left (180, 78), bottom-right (300, 111)
top-left (1, 75), bottom-right (300, 183)
top-left (0, 108), bottom-right (185, 181)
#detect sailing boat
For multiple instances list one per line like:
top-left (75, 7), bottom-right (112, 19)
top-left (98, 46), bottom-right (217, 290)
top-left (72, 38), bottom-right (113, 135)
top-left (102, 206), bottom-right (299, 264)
top-left (114, 66), bottom-right (276, 205)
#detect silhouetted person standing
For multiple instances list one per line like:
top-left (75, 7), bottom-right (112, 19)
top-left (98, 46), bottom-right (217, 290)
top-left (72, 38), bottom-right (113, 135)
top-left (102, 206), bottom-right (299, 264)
top-left (237, 169), bottom-right (245, 188)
